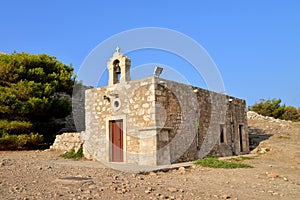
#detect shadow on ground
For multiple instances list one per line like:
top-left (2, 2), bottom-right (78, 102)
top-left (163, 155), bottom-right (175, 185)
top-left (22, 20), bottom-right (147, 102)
top-left (248, 126), bottom-right (273, 151)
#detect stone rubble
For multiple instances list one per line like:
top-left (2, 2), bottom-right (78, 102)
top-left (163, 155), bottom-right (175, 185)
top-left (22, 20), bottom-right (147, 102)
top-left (247, 111), bottom-right (291, 123)
top-left (0, 158), bottom-right (12, 167)
top-left (247, 111), bottom-right (294, 153)
top-left (50, 132), bottom-right (84, 152)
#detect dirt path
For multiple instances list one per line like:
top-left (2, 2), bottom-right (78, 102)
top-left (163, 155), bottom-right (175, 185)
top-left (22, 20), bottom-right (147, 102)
top-left (0, 119), bottom-right (299, 200)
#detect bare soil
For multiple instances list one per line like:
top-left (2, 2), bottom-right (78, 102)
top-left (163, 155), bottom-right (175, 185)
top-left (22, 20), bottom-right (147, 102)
top-left (1, 119), bottom-right (299, 200)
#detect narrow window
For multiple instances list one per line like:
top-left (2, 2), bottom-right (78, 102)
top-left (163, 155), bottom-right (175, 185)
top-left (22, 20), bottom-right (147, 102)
top-left (239, 124), bottom-right (244, 152)
top-left (220, 124), bottom-right (225, 143)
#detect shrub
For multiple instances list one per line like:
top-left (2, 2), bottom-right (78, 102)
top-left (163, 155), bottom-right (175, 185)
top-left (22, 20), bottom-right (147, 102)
top-left (281, 106), bottom-right (299, 121)
top-left (59, 146), bottom-right (83, 159)
top-left (278, 136), bottom-right (290, 139)
top-left (0, 132), bottom-right (43, 149)
top-left (0, 52), bottom-right (75, 145)
top-left (0, 133), bottom-right (17, 145)
top-left (249, 98), bottom-right (286, 119)
top-left (0, 120), bottom-right (32, 136)
top-left (193, 157), bottom-right (253, 168)
top-left (228, 156), bottom-right (254, 162)
top-left (249, 98), bottom-right (300, 121)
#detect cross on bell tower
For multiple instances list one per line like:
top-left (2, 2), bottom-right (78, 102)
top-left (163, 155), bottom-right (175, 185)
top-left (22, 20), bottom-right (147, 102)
top-left (107, 46), bottom-right (131, 86)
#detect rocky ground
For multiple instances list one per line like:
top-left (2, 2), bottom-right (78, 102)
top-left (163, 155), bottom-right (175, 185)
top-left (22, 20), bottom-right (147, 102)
top-left (1, 113), bottom-right (300, 200)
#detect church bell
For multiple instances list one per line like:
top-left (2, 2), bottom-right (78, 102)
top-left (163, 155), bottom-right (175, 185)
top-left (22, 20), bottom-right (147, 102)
top-left (115, 65), bottom-right (121, 74)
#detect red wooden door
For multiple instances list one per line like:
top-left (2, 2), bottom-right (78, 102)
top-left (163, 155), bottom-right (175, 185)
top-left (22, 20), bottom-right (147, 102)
top-left (109, 120), bottom-right (123, 162)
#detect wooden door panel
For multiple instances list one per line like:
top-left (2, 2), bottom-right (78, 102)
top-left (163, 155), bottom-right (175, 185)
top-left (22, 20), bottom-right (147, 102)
top-left (110, 120), bottom-right (123, 162)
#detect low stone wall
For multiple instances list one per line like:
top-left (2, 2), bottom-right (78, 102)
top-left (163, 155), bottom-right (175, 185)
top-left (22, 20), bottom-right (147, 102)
top-left (247, 111), bottom-right (276, 120)
top-left (247, 111), bottom-right (292, 123)
top-left (50, 132), bottom-right (84, 152)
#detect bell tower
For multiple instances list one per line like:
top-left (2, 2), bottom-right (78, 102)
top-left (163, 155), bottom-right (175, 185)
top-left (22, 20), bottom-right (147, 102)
top-left (107, 46), bottom-right (131, 86)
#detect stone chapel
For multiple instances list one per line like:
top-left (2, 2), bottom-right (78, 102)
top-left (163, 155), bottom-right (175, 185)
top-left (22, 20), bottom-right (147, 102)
top-left (83, 47), bottom-right (249, 166)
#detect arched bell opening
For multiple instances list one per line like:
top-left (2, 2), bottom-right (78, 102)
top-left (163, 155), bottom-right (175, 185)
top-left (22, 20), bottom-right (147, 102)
top-left (107, 47), bottom-right (131, 86)
top-left (113, 59), bottom-right (121, 84)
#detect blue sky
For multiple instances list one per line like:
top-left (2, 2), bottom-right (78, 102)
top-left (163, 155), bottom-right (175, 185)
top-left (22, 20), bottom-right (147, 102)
top-left (1, 1), bottom-right (299, 107)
